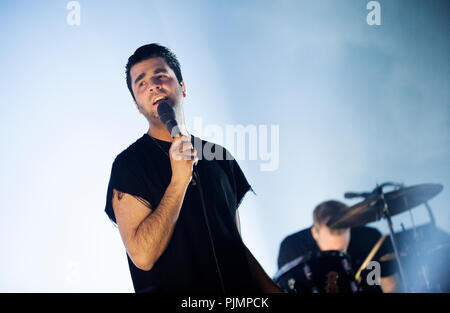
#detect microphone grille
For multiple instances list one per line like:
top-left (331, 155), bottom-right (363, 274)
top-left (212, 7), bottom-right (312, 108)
top-left (157, 102), bottom-right (175, 124)
top-left (157, 102), bottom-right (180, 138)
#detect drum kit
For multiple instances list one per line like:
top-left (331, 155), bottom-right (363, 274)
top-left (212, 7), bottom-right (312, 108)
top-left (273, 182), bottom-right (449, 293)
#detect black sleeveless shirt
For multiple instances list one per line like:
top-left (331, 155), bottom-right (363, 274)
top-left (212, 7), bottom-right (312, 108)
top-left (105, 134), bottom-right (261, 293)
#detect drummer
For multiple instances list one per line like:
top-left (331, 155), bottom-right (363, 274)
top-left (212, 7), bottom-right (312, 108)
top-left (277, 200), bottom-right (400, 293)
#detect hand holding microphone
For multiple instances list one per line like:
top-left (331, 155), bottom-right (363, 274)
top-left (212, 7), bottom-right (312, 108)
top-left (158, 102), bottom-right (198, 186)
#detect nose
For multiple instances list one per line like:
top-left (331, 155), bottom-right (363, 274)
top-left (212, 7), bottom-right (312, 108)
top-left (148, 78), bottom-right (162, 92)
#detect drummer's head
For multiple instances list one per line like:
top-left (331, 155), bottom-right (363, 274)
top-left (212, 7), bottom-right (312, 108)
top-left (311, 200), bottom-right (351, 252)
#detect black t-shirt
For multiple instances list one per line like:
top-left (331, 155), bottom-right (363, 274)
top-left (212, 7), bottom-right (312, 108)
top-left (277, 226), bottom-right (396, 292)
top-left (105, 134), bottom-right (261, 293)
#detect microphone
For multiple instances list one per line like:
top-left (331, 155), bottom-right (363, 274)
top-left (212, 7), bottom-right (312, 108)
top-left (157, 102), bottom-right (181, 138)
top-left (344, 192), bottom-right (372, 199)
top-left (157, 101), bottom-right (198, 185)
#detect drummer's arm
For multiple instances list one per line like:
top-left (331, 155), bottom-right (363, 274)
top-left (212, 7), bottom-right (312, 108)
top-left (379, 252), bottom-right (403, 293)
top-left (236, 211), bottom-right (283, 293)
top-left (381, 274), bottom-right (401, 293)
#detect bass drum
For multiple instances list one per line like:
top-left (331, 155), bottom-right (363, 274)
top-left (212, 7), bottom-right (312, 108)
top-left (274, 250), bottom-right (361, 293)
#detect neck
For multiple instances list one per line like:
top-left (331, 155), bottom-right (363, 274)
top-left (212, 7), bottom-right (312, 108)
top-left (148, 103), bottom-right (189, 142)
top-left (147, 122), bottom-right (190, 142)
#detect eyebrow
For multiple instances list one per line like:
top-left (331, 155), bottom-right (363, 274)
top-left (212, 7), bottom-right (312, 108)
top-left (134, 73), bottom-right (146, 86)
top-left (133, 68), bottom-right (169, 87)
top-left (154, 68), bottom-right (169, 75)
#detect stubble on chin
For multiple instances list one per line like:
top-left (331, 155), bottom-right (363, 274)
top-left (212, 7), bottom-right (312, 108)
top-left (148, 111), bottom-right (158, 120)
top-left (145, 111), bottom-right (160, 125)
top-left (137, 101), bottom-right (158, 122)
top-left (147, 110), bottom-right (168, 129)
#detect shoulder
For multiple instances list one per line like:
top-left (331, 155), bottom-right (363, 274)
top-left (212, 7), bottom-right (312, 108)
top-left (280, 228), bottom-right (313, 247)
top-left (352, 226), bottom-right (382, 237)
top-left (350, 226), bottom-right (383, 247)
top-left (278, 227), bottom-right (314, 267)
top-left (195, 136), bottom-right (239, 175)
top-left (194, 136), bottom-right (234, 161)
top-left (113, 135), bottom-right (148, 167)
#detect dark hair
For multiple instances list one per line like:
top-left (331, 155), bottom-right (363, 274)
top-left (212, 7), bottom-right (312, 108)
top-left (125, 43), bottom-right (183, 100)
top-left (313, 200), bottom-right (349, 229)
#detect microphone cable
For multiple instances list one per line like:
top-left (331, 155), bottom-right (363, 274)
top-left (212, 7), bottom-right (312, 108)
top-left (193, 167), bottom-right (226, 294)
top-left (157, 102), bottom-right (226, 293)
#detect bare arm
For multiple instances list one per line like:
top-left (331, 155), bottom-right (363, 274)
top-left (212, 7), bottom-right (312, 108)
top-left (379, 253), bottom-right (402, 292)
top-left (381, 273), bottom-right (402, 293)
top-left (112, 135), bottom-right (197, 271)
top-left (113, 181), bottom-right (188, 270)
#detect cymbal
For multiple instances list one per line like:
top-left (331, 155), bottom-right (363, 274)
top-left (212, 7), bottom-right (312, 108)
top-left (328, 184), bottom-right (443, 229)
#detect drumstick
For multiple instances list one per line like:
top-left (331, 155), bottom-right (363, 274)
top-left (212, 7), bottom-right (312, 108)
top-left (355, 234), bottom-right (387, 281)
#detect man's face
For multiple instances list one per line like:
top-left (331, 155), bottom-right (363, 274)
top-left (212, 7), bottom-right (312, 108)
top-left (311, 224), bottom-right (350, 252)
top-left (130, 57), bottom-right (186, 125)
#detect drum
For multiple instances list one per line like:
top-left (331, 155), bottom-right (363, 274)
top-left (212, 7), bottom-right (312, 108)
top-left (403, 241), bottom-right (450, 292)
top-left (274, 250), bottom-right (361, 293)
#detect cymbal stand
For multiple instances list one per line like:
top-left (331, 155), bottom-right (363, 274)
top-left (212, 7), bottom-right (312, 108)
top-left (424, 202), bottom-right (436, 227)
top-left (416, 202), bottom-right (436, 291)
top-left (378, 188), bottom-right (409, 292)
top-left (403, 199), bottom-right (436, 291)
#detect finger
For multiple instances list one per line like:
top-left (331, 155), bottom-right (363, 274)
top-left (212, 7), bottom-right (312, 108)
top-left (172, 134), bottom-right (190, 143)
top-left (178, 142), bottom-right (194, 153)
top-left (179, 149), bottom-right (197, 161)
top-left (171, 151), bottom-right (184, 161)
top-left (176, 135), bottom-right (190, 144)
top-left (171, 138), bottom-right (189, 153)
top-left (171, 147), bottom-right (196, 160)
top-left (180, 135), bottom-right (190, 142)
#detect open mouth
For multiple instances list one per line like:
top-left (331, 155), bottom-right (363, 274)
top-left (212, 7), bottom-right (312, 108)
top-left (153, 96), bottom-right (168, 105)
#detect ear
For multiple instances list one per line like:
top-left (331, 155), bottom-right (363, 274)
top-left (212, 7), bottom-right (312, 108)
top-left (134, 100), bottom-right (142, 114)
top-left (180, 81), bottom-right (186, 98)
top-left (311, 226), bottom-right (319, 241)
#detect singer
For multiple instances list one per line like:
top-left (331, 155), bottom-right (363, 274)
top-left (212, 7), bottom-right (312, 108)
top-left (104, 43), bottom-right (280, 293)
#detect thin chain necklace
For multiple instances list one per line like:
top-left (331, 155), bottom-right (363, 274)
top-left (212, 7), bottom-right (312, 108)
top-left (148, 133), bottom-right (197, 186)
top-left (148, 133), bottom-right (170, 158)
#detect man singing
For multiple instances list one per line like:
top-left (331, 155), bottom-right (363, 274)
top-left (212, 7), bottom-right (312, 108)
top-left (105, 43), bottom-right (280, 293)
